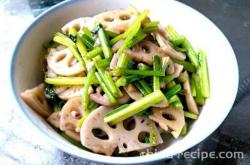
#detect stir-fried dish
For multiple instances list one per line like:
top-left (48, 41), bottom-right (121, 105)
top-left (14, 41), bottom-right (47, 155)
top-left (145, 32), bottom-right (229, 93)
top-left (21, 8), bottom-right (210, 156)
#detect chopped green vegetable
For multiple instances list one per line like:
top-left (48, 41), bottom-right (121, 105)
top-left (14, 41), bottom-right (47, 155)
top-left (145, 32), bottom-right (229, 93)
top-left (104, 90), bottom-right (165, 123)
top-left (161, 75), bottom-right (174, 84)
top-left (198, 49), bottom-right (210, 98)
top-left (164, 84), bottom-right (182, 99)
top-left (142, 21), bottom-right (159, 33)
top-left (170, 35), bottom-right (185, 46)
top-left (53, 32), bottom-right (75, 47)
top-left (82, 67), bottom-right (96, 110)
top-left (98, 27), bottom-right (112, 58)
top-left (105, 104), bottom-right (129, 117)
top-left (172, 58), bottom-right (196, 73)
top-left (153, 55), bottom-right (161, 91)
top-left (105, 30), bottom-right (119, 38)
top-left (82, 27), bottom-right (93, 38)
top-left (81, 34), bottom-right (95, 50)
top-left (192, 71), bottom-right (205, 105)
top-left (137, 63), bottom-right (151, 70)
top-left (180, 124), bottom-right (187, 136)
top-left (190, 76), bottom-right (196, 97)
top-left (117, 53), bottom-right (130, 69)
top-left (138, 80), bottom-right (152, 95)
top-left (86, 47), bottom-right (102, 59)
top-left (95, 72), bottom-right (117, 103)
top-left (115, 68), bottom-right (165, 76)
top-left (44, 84), bottom-right (56, 100)
top-left (184, 111), bottom-right (198, 120)
top-left (45, 77), bottom-right (98, 85)
top-left (68, 27), bottom-right (77, 42)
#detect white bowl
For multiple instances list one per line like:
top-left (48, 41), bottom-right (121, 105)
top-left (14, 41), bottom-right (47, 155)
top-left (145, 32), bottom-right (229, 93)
top-left (10, 0), bottom-right (239, 164)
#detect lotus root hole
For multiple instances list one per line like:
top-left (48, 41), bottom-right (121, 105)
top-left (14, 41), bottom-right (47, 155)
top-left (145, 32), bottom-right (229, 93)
top-left (55, 53), bottom-right (66, 62)
top-left (123, 117), bottom-right (136, 131)
top-left (123, 143), bottom-right (128, 149)
top-left (67, 57), bottom-right (77, 67)
top-left (138, 131), bottom-right (150, 143)
top-left (71, 110), bottom-right (82, 119)
top-left (162, 113), bottom-right (175, 121)
top-left (141, 45), bottom-right (150, 53)
top-left (92, 128), bottom-right (109, 140)
top-left (104, 17), bottom-right (114, 22)
top-left (119, 14), bottom-right (131, 20)
top-left (108, 123), bottom-right (116, 129)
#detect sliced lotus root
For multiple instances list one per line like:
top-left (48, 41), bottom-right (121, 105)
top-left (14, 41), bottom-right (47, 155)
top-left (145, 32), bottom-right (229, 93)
top-left (123, 84), bottom-right (142, 100)
top-left (47, 48), bottom-right (84, 76)
top-left (61, 17), bottom-right (95, 34)
top-left (90, 87), bottom-right (130, 106)
top-left (149, 107), bottom-right (185, 138)
top-left (54, 86), bottom-right (93, 100)
top-left (47, 111), bottom-right (61, 128)
top-left (182, 71), bottom-right (199, 114)
top-left (155, 32), bottom-right (186, 60)
top-left (60, 97), bottom-right (84, 141)
top-left (80, 106), bottom-right (163, 155)
top-left (125, 40), bottom-right (166, 65)
top-left (94, 8), bottom-right (138, 34)
top-left (21, 83), bottom-right (51, 117)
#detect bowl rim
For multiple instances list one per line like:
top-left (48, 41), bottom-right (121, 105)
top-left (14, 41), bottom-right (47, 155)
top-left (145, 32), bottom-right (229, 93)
top-left (10, 0), bottom-right (239, 164)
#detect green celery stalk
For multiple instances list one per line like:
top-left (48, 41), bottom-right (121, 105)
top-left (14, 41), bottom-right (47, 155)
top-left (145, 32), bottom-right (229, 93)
top-left (172, 58), bottom-right (196, 73)
top-left (116, 68), bottom-right (165, 76)
top-left (45, 77), bottom-right (98, 85)
top-left (95, 72), bottom-right (116, 103)
top-left (192, 71), bottom-right (205, 105)
top-left (184, 111), bottom-right (198, 120)
top-left (142, 21), bottom-right (159, 33)
top-left (190, 76), bottom-right (196, 97)
top-left (134, 82), bottom-right (148, 96)
top-left (53, 32), bottom-right (75, 47)
top-left (170, 35), bottom-right (185, 46)
top-left (180, 124), bottom-right (187, 136)
top-left (86, 47), bottom-right (102, 59)
top-left (198, 49), bottom-right (210, 98)
top-left (104, 90), bottom-right (165, 123)
top-left (153, 55), bottom-right (161, 91)
top-left (82, 67), bottom-right (96, 110)
top-left (105, 104), bottom-right (129, 117)
top-left (98, 27), bottom-right (112, 58)
top-left (138, 80), bottom-right (152, 95)
top-left (117, 53), bottom-right (130, 69)
top-left (164, 84), bottom-right (182, 99)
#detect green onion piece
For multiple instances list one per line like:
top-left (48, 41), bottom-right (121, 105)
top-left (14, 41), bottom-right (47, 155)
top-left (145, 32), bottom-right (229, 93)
top-left (81, 34), bottom-right (95, 50)
top-left (168, 95), bottom-right (181, 104)
top-left (180, 124), bottom-right (187, 136)
top-left (137, 63), bottom-right (151, 70)
top-left (104, 90), bottom-right (165, 123)
top-left (142, 21), bottom-right (159, 33)
top-left (105, 104), bottom-right (129, 117)
top-left (116, 68), bottom-right (165, 76)
top-left (172, 58), bottom-right (196, 73)
top-left (95, 72), bottom-right (117, 103)
top-left (45, 77), bottom-right (98, 85)
top-left (172, 101), bottom-right (183, 109)
top-left (170, 35), bottom-right (185, 46)
top-left (190, 76), bottom-right (196, 97)
top-left (184, 111), bottom-right (198, 120)
top-left (82, 67), bottom-right (96, 110)
top-left (86, 47), bottom-right (102, 59)
top-left (161, 56), bottom-right (170, 73)
top-left (198, 49), bottom-right (210, 98)
top-left (153, 55), bottom-right (161, 91)
top-left (98, 27), bottom-right (112, 58)
top-left (148, 120), bottom-right (159, 144)
top-left (164, 84), bottom-right (182, 99)
top-left (68, 46), bottom-right (86, 68)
